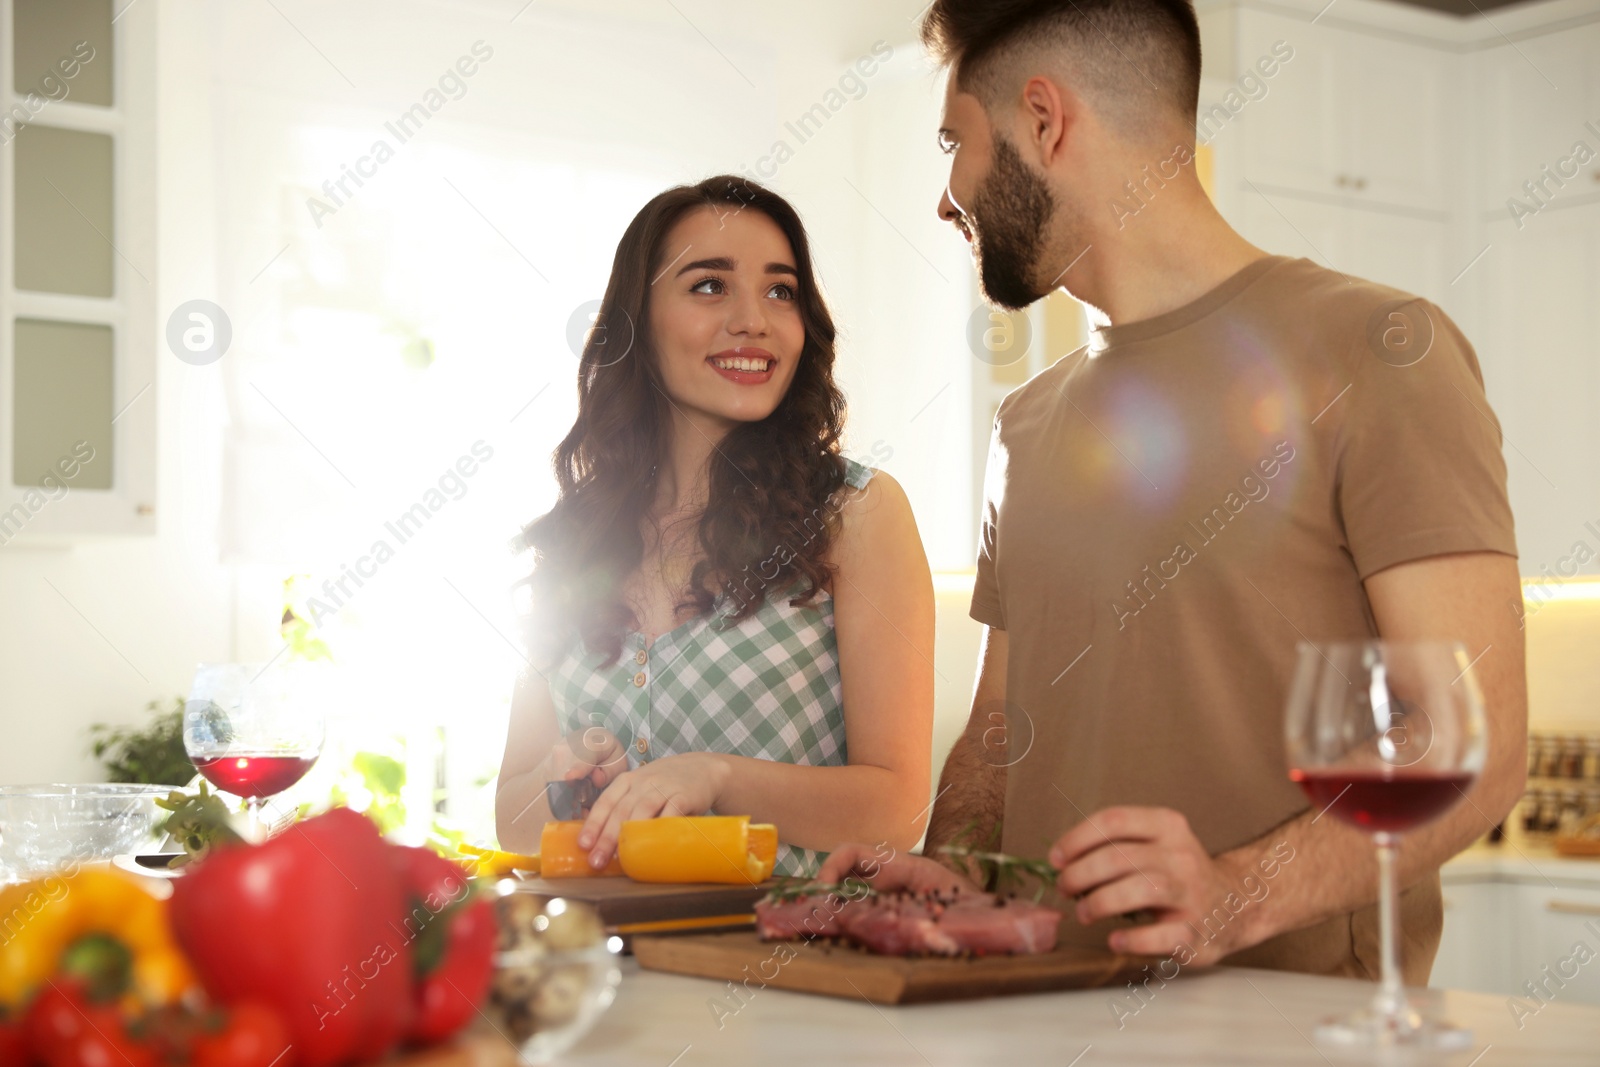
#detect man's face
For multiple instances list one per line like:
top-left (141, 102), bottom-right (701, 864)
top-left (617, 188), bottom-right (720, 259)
top-left (936, 83), bottom-right (1059, 311)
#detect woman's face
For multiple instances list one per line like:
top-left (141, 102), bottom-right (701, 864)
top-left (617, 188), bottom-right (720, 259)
top-left (648, 205), bottom-right (806, 431)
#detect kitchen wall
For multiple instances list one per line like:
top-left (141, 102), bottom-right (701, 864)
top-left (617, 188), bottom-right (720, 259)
top-left (1525, 585), bottom-right (1600, 731)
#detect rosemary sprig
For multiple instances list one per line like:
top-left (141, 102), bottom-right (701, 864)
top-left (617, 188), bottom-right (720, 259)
top-left (761, 874), bottom-right (874, 905)
top-left (936, 819), bottom-right (1059, 901)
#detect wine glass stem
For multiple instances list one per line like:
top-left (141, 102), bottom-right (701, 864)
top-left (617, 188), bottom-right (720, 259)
top-left (245, 796), bottom-right (265, 843)
top-left (1374, 831), bottom-right (1405, 1018)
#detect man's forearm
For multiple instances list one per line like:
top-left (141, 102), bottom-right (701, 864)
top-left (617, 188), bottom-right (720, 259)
top-left (924, 725), bottom-right (1006, 880)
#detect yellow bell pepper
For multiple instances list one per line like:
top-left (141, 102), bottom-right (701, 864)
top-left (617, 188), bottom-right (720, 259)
top-left (539, 821), bottom-right (625, 878)
top-left (0, 869), bottom-right (196, 1009)
top-left (617, 816), bottom-right (778, 885)
top-left (457, 842), bottom-right (541, 879)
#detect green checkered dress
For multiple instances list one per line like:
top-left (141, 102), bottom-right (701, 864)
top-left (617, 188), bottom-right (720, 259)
top-left (549, 459), bottom-right (875, 879)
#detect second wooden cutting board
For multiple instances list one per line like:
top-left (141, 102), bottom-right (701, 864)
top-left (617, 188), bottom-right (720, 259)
top-left (509, 876), bottom-right (772, 927)
top-left (632, 930), bottom-right (1152, 1004)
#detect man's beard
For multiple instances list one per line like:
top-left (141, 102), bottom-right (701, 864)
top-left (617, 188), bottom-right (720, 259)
top-left (968, 134), bottom-right (1058, 312)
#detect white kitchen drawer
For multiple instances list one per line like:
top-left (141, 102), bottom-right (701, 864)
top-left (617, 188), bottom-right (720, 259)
top-left (1434, 881), bottom-right (1513, 995)
top-left (1508, 884), bottom-right (1600, 1008)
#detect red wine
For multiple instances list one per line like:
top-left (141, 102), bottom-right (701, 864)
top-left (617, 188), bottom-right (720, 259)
top-left (1290, 768), bottom-right (1474, 833)
top-left (193, 753), bottom-right (317, 797)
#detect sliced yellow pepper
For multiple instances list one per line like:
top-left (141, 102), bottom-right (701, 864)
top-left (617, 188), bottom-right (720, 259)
top-left (457, 843), bottom-right (541, 879)
top-left (539, 821), bottom-right (625, 878)
top-left (0, 869), bottom-right (196, 1009)
top-left (617, 816), bottom-right (778, 885)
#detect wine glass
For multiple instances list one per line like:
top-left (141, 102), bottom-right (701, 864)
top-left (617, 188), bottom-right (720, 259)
top-left (1284, 639), bottom-right (1487, 1050)
top-left (183, 663), bottom-right (324, 840)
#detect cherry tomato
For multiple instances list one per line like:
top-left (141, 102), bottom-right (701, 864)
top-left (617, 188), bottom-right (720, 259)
top-left (56, 1026), bottom-right (157, 1067)
top-left (23, 982), bottom-right (110, 1063)
top-left (192, 1003), bottom-right (292, 1067)
top-left (0, 1008), bottom-right (33, 1067)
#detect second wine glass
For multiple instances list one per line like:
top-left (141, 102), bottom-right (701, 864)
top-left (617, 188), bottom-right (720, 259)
top-left (1284, 639), bottom-right (1487, 1050)
top-left (183, 662), bottom-right (324, 839)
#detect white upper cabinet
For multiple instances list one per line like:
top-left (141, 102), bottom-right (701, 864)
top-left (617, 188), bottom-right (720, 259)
top-left (1473, 204), bottom-right (1600, 576)
top-left (1231, 192), bottom-right (1453, 306)
top-left (1476, 22), bottom-right (1600, 217)
top-left (0, 0), bottom-right (157, 541)
top-left (1228, 9), bottom-right (1452, 212)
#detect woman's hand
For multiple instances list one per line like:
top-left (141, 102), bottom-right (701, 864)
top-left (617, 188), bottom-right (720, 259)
top-left (576, 752), bottom-right (730, 869)
top-left (547, 726), bottom-right (628, 789)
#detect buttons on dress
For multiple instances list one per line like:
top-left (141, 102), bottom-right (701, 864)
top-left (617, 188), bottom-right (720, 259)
top-left (632, 671), bottom-right (646, 687)
top-left (635, 649), bottom-right (647, 665)
top-left (636, 736), bottom-right (649, 755)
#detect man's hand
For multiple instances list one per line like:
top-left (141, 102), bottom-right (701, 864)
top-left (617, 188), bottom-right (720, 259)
top-left (1049, 806), bottom-right (1261, 964)
top-left (817, 844), bottom-right (981, 897)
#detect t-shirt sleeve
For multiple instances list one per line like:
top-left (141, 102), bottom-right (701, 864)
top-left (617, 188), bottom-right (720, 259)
top-left (970, 414), bottom-right (1006, 629)
top-left (1335, 298), bottom-right (1518, 580)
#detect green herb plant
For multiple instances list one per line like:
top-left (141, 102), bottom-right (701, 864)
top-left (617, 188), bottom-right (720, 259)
top-left (88, 697), bottom-right (195, 787)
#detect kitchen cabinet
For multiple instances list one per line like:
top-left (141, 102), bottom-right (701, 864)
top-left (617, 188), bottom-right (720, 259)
top-left (1510, 884), bottom-right (1600, 1006)
top-left (1228, 9), bottom-right (1451, 213)
top-left (1230, 191), bottom-right (1453, 309)
top-left (1205, 3), bottom-right (1600, 579)
top-left (1434, 881), bottom-right (1511, 995)
top-left (0, 0), bottom-right (157, 540)
top-left (1434, 849), bottom-right (1600, 1004)
top-left (1475, 23), bottom-right (1600, 216)
top-left (1471, 204), bottom-right (1600, 576)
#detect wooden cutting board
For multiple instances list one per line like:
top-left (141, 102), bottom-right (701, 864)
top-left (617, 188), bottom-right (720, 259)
top-left (373, 1035), bottom-right (518, 1066)
top-left (632, 930), bottom-right (1153, 1004)
top-left (509, 875), bottom-right (773, 926)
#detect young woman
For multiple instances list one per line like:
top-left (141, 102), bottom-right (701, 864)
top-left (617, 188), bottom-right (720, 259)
top-left (495, 175), bottom-right (934, 877)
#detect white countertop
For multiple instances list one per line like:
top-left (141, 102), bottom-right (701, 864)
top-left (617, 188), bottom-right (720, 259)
top-left (1443, 840), bottom-right (1600, 888)
top-left (560, 959), bottom-right (1599, 1066)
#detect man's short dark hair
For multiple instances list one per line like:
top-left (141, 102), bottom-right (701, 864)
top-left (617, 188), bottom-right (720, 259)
top-left (921, 0), bottom-right (1202, 137)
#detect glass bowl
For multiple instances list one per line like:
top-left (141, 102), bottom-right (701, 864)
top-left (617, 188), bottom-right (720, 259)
top-left (484, 891), bottom-right (623, 1063)
top-left (0, 784), bottom-right (181, 885)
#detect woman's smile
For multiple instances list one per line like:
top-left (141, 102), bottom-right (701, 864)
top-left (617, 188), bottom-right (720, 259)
top-left (707, 346), bottom-right (776, 385)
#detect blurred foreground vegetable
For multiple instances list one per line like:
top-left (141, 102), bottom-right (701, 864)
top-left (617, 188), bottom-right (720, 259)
top-left (389, 846), bottom-right (497, 1045)
top-left (0, 870), bottom-right (195, 1009)
top-left (169, 807), bottom-right (412, 1067)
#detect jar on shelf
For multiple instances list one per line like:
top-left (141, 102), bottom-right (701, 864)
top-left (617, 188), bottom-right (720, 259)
top-left (1534, 735), bottom-right (1560, 779)
top-left (1561, 736), bottom-right (1586, 779)
top-left (1537, 790), bottom-right (1563, 834)
top-left (1520, 791), bottom-right (1542, 835)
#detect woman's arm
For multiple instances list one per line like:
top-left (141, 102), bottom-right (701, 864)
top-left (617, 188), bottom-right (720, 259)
top-left (574, 470), bottom-right (936, 866)
top-left (495, 669), bottom-right (625, 852)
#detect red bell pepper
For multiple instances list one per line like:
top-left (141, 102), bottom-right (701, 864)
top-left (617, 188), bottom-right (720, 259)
top-left (0, 1003), bottom-right (30, 1066)
top-left (387, 847), bottom-right (496, 1045)
top-left (169, 808), bottom-right (411, 1067)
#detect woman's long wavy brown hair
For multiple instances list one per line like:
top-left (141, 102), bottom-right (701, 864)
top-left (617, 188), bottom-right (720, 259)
top-left (521, 175), bottom-right (849, 667)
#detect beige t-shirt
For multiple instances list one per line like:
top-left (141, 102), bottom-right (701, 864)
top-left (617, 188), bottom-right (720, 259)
top-left (971, 255), bottom-right (1517, 981)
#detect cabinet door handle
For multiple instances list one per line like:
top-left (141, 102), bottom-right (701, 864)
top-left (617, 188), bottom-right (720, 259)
top-left (1546, 900), bottom-right (1600, 917)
